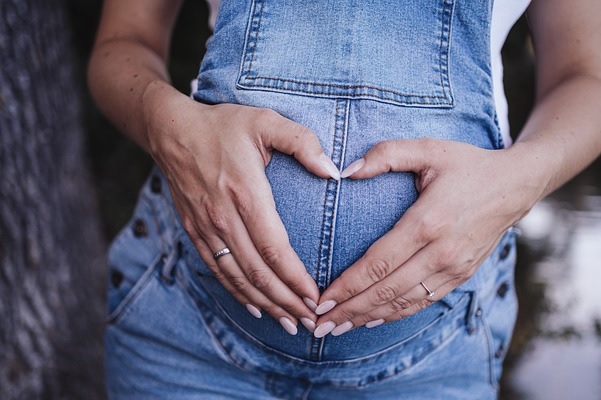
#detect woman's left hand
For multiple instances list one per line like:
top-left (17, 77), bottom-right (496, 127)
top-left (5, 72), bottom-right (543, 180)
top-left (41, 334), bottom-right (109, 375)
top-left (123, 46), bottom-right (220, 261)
top-left (312, 138), bottom-right (543, 337)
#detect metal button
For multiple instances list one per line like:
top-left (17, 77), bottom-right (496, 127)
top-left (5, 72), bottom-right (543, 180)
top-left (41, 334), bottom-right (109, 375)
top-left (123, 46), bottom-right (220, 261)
top-left (497, 282), bottom-right (509, 298)
top-left (132, 219), bottom-right (147, 238)
top-left (499, 243), bottom-right (511, 261)
top-left (150, 175), bottom-right (162, 194)
top-left (495, 344), bottom-right (505, 358)
top-left (475, 308), bottom-right (482, 317)
top-left (110, 270), bottom-right (124, 288)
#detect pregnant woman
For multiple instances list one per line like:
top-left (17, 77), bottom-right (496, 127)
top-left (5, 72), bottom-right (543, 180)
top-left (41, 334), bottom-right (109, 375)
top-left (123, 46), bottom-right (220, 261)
top-left (88, 0), bottom-right (601, 398)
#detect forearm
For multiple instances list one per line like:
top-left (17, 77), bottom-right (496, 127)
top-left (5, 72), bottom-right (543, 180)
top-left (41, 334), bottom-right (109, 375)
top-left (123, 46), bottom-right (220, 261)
top-left (87, 0), bottom-right (192, 152)
top-left (509, 73), bottom-right (601, 200)
top-left (88, 39), bottom-right (192, 152)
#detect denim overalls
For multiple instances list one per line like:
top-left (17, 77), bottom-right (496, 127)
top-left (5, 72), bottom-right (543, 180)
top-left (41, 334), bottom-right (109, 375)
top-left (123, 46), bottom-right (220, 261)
top-left (105, 1), bottom-right (519, 398)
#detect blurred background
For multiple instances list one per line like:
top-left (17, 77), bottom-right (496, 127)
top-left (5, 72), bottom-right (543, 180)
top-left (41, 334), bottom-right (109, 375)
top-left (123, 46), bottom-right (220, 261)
top-left (66, 1), bottom-right (601, 398)
top-left (2, 0), bottom-right (599, 398)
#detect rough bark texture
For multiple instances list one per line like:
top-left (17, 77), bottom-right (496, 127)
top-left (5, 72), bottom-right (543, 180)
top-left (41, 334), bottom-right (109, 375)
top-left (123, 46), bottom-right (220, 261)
top-left (0, 0), bottom-right (106, 398)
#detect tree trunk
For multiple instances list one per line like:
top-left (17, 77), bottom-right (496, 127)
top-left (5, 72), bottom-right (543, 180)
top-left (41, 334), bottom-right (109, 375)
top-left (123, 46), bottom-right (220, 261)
top-left (0, 0), bottom-right (106, 399)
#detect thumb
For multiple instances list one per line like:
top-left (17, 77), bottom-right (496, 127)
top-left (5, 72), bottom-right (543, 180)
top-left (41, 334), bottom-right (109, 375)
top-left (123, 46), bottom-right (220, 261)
top-left (341, 139), bottom-right (434, 179)
top-left (260, 111), bottom-right (340, 180)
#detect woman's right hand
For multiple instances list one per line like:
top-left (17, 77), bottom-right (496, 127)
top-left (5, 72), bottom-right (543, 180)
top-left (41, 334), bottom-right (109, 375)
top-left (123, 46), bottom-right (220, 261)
top-left (143, 83), bottom-right (338, 334)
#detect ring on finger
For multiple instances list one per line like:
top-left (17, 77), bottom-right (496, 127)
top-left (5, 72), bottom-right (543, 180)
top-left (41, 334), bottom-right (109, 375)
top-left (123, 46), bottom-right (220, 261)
top-left (420, 281), bottom-right (435, 298)
top-left (213, 247), bottom-right (232, 260)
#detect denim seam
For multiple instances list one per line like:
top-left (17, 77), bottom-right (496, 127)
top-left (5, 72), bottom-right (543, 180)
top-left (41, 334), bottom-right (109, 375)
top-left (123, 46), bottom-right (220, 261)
top-left (245, 0), bottom-right (263, 76)
top-left (438, 0), bottom-right (454, 101)
top-left (107, 254), bottom-right (164, 325)
top-left (216, 295), bottom-right (470, 388)
top-left (241, 77), bottom-right (450, 101)
top-left (311, 99), bottom-right (349, 361)
top-left (176, 273), bottom-right (253, 372)
top-left (479, 308), bottom-right (499, 390)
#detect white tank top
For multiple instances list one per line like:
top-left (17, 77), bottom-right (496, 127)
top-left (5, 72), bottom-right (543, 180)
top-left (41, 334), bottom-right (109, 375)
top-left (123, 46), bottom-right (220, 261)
top-left (203, 0), bottom-right (532, 147)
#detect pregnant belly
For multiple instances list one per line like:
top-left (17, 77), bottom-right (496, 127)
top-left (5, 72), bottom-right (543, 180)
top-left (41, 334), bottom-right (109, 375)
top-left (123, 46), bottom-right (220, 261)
top-left (191, 97), bottom-right (482, 363)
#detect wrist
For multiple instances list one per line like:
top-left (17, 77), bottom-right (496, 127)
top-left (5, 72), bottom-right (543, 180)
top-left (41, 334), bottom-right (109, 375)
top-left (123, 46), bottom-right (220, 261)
top-left (502, 141), bottom-right (554, 204)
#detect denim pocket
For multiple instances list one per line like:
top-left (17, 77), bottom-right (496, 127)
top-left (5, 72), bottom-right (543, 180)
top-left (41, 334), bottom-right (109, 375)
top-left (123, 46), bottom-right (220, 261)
top-left (237, 0), bottom-right (454, 107)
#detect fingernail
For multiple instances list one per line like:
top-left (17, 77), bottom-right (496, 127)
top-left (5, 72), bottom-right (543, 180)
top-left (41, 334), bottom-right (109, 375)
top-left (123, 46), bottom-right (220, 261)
top-left (365, 319), bottom-right (385, 328)
top-left (300, 317), bottom-right (316, 332)
top-left (320, 153), bottom-right (341, 181)
top-left (279, 317), bottom-right (298, 335)
top-left (303, 297), bottom-right (317, 311)
top-left (314, 321), bottom-right (336, 338)
top-left (340, 158), bottom-right (365, 178)
top-left (315, 300), bottom-right (337, 315)
top-left (331, 321), bottom-right (354, 336)
top-left (245, 304), bottom-right (262, 319)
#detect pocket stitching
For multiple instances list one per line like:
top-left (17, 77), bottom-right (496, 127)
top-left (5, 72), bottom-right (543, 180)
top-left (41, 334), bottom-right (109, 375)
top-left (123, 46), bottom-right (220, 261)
top-left (238, 0), bottom-right (455, 107)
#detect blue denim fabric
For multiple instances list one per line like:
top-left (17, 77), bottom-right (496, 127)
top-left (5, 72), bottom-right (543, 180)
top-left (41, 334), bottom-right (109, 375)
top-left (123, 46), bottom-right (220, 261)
top-left (106, 0), bottom-right (518, 398)
top-left (106, 172), bottom-right (518, 399)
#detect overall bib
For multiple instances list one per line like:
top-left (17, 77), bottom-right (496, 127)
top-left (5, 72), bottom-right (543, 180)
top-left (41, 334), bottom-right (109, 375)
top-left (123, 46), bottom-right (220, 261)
top-left (105, 1), bottom-right (519, 398)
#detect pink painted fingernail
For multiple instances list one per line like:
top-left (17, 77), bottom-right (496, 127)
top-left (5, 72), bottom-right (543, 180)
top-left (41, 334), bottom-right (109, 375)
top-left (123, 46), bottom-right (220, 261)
top-left (331, 321), bottom-right (354, 336)
top-left (245, 304), bottom-right (262, 319)
top-left (279, 317), bottom-right (298, 335)
top-left (314, 321), bottom-right (336, 338)
top-left (320, 153), bottom-right (341, 181)
top-left (365, 319), bottom-right (385, 328)
top-left (300, 317), bottom-right (316, 332)
top-left (315, 300), bottom-right (337, 315)
top-left (340, 158), bottom-right (365, 178)
top-left (303, 297), bottom-right (317, 312)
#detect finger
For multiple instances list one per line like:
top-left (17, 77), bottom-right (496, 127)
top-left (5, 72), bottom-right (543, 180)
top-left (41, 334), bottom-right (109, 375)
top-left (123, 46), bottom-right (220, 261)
top-left (314, 243), bottom-right (439, 336)
top-left (181, 194), bottom-right (313, 331)
top-left (340, 139), bottom-right (436, 179)
top-left (317, 234), bottom-right (500, 335)
top-left (197, 228), bottom-right (311, 334)
top-left (234, 179), bottom-right (321, 308)
top-left (223, 209), bottom-right (318, 320)
top-left (365, 280), bottom-right (463, 328)
top-left (315, 207), bottom-right (426, 314)
top-left (347, 274), bottom-right (455, 331)
top-left (259, 109), bottom-right (340, 180)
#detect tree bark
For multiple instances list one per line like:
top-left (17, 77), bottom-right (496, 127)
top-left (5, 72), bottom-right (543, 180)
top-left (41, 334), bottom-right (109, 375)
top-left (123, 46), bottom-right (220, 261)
top-left (0, 0), bottom-right (106, 399)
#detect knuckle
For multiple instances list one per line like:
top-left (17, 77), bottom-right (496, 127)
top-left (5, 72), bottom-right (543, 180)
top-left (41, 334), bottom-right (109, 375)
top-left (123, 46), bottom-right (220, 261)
top-left (414, 213), bottom-right (446, 244)
top-left (229, 276), bottom-right (248, 293)
top-left (338, 280), bottom-right (359, 298)
top-left (247, 268), bottom-right (272, 290)
top-left (280, 301), bottom-right (303, 316)
top-left (357, 313), bottom-right (376, 326)
top-left (389, 296), bottom-right (412, 312)
top-left (417, 299), bottom-right (432, 310)
top-left (206, 205), bottom-right (230, 233)
top-left (373, 284), bottom-right (398, 305)
top-left (258, 245), bottom-right (283, 268)
top-left (437, 244), bottom-right (459, 264)
top-left (373, 140), bottom-right (394, 155)
top-left (208, 267), bottom-right (226, 282)
top-left (261, 302), bottom-right (278, 315)
top-left (294, 125), bottom-right (312, 142)
top-left (257, 108), bottom-right (280, 127)
top-left (229, 188), bottom-right (254, 217)
top-left (365, 258), bottom-right (393, 283)
top-left (337, 308), bottom-right (355, 322)
top-left (419, 138), bottom-right (441, 153)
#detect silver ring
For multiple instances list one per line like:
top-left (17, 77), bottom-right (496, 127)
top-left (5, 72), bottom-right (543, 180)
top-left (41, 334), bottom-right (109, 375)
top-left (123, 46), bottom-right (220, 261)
top-left (213, 247), bottom-right (231, 261)
top-left (420, 282), bottom-right (435, 298)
